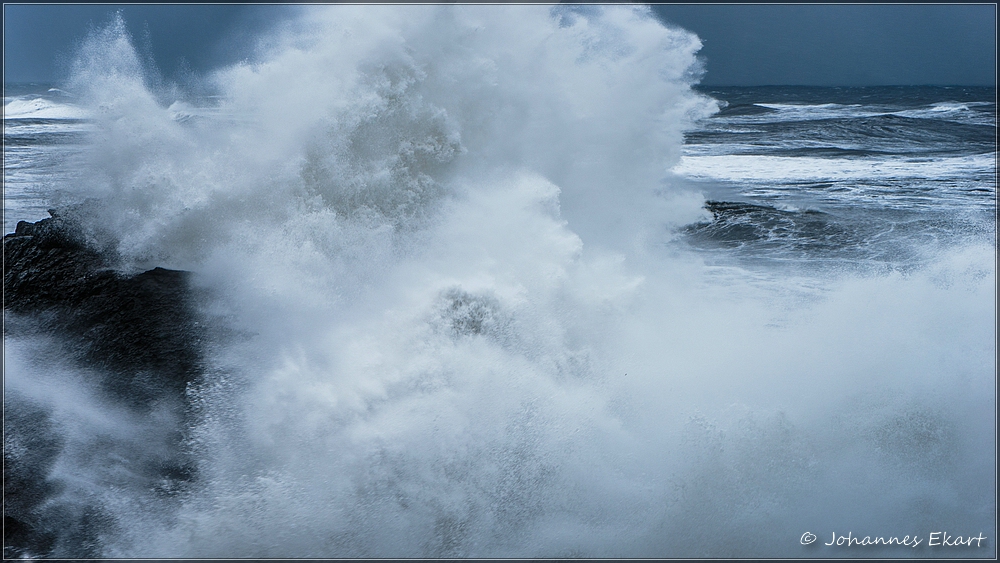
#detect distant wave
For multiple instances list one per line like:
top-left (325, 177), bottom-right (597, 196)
top-left (673, 152), bottom-right (996, 183)
top-left (747, 100), bottom-right (994, 125)
top-left (752, 102), bottom-right (883, 121)
top-left (4, 97), bottom-right (90, 120)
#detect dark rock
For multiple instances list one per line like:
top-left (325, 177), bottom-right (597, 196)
top-left (3, 210), bottom-right (204, 558)
top-left (2, 401), bottom-right (62, 560)
top-left (4, 211), bottom-right (202, 406)
top-left (683, 200), bottom-right (848, 254)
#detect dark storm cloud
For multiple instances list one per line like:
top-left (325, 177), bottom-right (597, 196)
top-left (3, 4), bottom-right (297, 84)
top-left (653, 4), bottom-right (997, 86)
top-left (3, 4), bottom-right (997, 86)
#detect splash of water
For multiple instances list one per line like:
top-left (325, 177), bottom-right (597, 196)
top-left (6, 5), bottom-right (995, 558)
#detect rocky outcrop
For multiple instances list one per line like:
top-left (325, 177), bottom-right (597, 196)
top-left (4, 210), bottom-right (202, 406)
top-left (683, 200), bottom-right (850, 256)
top-left (3, 210), bottom-right (204, 558)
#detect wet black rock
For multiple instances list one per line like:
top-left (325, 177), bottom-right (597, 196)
top-left (683, 200), bottom-right (850, 255)
top-left (4, 210), bottom-right (202, 406)
top-left (3, 401), bottom-right (62, 559)
top-left (3, 210), bottom-right (204, 558)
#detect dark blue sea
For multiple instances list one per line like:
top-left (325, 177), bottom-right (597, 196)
top-left (678, 85), bottom-right (995, 271)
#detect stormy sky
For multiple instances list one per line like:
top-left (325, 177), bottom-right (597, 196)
top-left (3, 4), bottom-right (996, 87)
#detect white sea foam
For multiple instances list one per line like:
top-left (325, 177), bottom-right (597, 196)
top-left (744, 102), bottom-right (886, 122)
top-left (3, 97), bottom-right (90, 120)
top-left (753, 102), bottom-right (883, 121)
top-left (6, 5), bottom-right (995, 559)
top-left (892, 101), bottom-right (996, 125)
top-left (673, 153), bottom-right (997, 183)
top-left (732, 100), bottom-right (996, 127)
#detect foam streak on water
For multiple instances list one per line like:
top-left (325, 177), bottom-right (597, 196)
top-left (3, 6), bottom-right (996, 559)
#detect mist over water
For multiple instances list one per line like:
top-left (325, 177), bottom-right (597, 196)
top-left (4, 5), bottom-right (995, 558)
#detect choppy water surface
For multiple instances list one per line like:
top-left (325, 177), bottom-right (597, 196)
top-left (676, 85), bottom-right (995, 274)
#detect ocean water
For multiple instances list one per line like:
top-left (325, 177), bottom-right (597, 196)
top-left (3, 6), bottom-right (996, 559)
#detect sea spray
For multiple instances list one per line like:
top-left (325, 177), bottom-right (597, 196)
top-left (64, 5), bottom-right (716, 267)
top-left (4, 5), bottom-right (995, 558)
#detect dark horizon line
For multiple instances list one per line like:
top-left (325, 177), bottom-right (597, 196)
top-left (696, 84), bottom-right (998, 88)
top-left (4, 80), bottom-right (997, 89)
